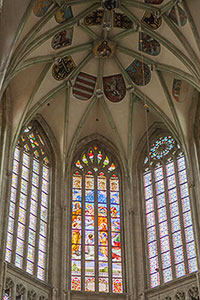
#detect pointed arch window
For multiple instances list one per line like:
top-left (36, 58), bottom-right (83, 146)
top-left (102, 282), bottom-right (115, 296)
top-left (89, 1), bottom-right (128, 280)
top-left (5, 124), bottom-right (50, 281)
top-left (71, 145), bottom-right (123, 293)
top-left (143, 136), bottom-right (197, 288)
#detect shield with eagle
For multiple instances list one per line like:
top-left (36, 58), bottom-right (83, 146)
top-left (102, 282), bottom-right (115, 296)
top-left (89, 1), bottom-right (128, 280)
top-left (73, 72), bottom-right (97, 101)
top-left (103, 74), bottom-right (126, 103)
top-left (126, 60), bottom-right (151, 86)
top-left (141, 11), bottom-right (162, 30)
top-left (84, 10), bottom-right (104, 26)
top-left (33, 0), bottom-right (52, 17)
top-left (113, 12), bottom-right (133, 29)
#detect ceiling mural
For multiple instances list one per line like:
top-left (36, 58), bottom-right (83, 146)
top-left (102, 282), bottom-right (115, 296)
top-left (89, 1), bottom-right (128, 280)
top-left (1, 0), bottom-right (200, 175)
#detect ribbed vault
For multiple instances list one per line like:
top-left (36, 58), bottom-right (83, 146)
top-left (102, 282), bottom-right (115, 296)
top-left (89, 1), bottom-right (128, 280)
top-left (0, 0), bottom-right (200, 177)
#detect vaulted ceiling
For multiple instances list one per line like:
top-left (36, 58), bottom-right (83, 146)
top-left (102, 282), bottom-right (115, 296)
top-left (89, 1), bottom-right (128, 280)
top-left (0, 0), bottom-right (200, 175)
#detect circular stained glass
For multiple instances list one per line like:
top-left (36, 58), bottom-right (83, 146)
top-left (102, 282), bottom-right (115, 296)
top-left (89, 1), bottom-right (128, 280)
top-left (150, 136), bottom-right (175, 160)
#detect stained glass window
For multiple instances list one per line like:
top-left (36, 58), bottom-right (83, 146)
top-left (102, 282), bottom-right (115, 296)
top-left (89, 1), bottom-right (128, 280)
top-left (3, 290), bottom-right (10, 300)
top-left (71, 145), bottom-right (123, 293)
top-left (143, 136), bottom-right (197, 288)
top-left (5, 124), bottom-right (50, 281)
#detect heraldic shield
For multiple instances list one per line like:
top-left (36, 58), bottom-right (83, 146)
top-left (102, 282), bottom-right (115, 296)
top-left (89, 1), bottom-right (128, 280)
top-left (126, 60), bottom-right (151, 86)
top-left (168, 4), bottom-right (187, 26)
top-left (52, 56), bottom-right (76, 81)
top-left (51, 28), bottom-right (73, 50)
top-left (73, 72), bottom-right (97, 101)
top-left (33, 0), bottom-right (52, 17)
top-left (172, 79), bottom-right (182, 102)
top-left (141, 11), bottom-right (162, 30)
top-left (103, 74), bottom-right (126, 103)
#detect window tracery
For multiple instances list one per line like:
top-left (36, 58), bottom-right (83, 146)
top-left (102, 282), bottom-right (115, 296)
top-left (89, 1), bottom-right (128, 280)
top-left (143, 136), bottom-right (197, 288)
top-left (71, 145), bottom-right (123, 293)
top-left (5, 124), bottom-right (50, 281)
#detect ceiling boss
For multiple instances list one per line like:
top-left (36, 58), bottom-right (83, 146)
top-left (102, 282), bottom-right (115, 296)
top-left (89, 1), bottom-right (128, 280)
top-left (94, 40), bottom-right (115, 59)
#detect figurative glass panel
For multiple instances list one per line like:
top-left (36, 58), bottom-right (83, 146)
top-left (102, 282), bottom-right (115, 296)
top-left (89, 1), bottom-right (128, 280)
top-left (71, 146), bottom-right (123, 293)
top-left (143, 136), bottom-right (197, 288)
top-left (5, 124), bottom-right (50, 281)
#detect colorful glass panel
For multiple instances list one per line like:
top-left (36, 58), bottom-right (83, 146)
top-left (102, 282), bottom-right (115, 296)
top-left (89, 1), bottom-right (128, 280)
top-left (71, 277), bottom-right (81, 290)
top-left (71, 146), bottom-right (122, 293)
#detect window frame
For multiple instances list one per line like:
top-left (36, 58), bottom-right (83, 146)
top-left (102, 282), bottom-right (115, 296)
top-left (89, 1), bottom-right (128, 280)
top-left (141, 135), bottom-right (198, 288)
top-left (69, 143), bottom-right (125, 294)
top-left (5, 122), bottom-right (52, 282)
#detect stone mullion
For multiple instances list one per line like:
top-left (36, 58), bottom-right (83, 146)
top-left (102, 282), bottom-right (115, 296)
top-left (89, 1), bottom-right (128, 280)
top-left (142, 170), bottom-right (152, 288)
top-left (82, 173), bottom-right (85, 291)
top-left (162, 162), bottom-right (176, 279)
top-left (151, 167), bottom-right (163, 284)
top-left (119, 175), bottom-right (126, 293)
top-left (22, 155), bottom-right (33, 271)
top-left (11, 149), bottom-right (23, 265)
top-left (94, 173), bottom-right (98, 292)
top-left (174, 156), bottom-right (189, 273)
top-left (33, 159), bottom-right (43, 277)
top-left (44, 167), bottom-right (50, 281)
top-left (107, 175), bottom-right (112, 293)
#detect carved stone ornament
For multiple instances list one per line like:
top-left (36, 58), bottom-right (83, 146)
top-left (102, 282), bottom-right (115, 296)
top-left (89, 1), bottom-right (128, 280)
top-left (162, 296), bottom-right (172, 300)
top-left (28, 290), bottom-right (37, 300)
top-left (174, 291), bottom-right (185, 300)
top-left (94, 40), bottom-right (115, 58)
top-left (39, 296), bottom-right (48, 300)
top-left (16, 283), bottom-right (26, 296)
top-left (188, 286), bottom-right (199, 300)
top-left (6, 277), bottom-right (14, 289)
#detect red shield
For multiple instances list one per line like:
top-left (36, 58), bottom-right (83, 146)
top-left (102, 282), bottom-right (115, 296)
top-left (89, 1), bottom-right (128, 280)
top-left (73, 72), bottom-right (97, 101)
top-left (172, 79), bottom-right (183, 102)
top-left (103, 74), bottom-right (126, 103)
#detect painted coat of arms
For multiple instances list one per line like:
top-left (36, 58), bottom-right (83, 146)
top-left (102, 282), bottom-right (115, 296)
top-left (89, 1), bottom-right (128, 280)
top-left (172, 79), bottom-right (182, 102)
top-left (33, 0), bottom-right (52, 17)
top-left (73, 72), bottom-right (97, 101)
top-left (145, 0), bottom-right (164, 4)
top-left (103, 74), bottom-right (126, 103)
top-left (141, 11), bottom-right (162, 30)
top-left (94, 40), bottom-right (115, 58)
top-left (102, 0), bottom-right (119, 10)
top-left (51, 28), bottom-right (73, 50)
top-left (168, 5), bottom-right (187, 26)
top-left (55, 6), bottom-right (73, 23)
top-left (52, 56), bottom-right (76, 81)
top-left (84, 10), bottom-right (104, 26)
top-left (113, 12), bottom-right (133, 29)
top-left (126, 60), bottom-right (151, 86)
top-left (139, 32), bottom-right (161, 56)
